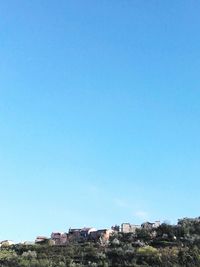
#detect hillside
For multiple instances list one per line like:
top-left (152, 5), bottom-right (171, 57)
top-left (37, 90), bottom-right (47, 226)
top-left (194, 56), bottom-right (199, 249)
top-left (1, 217), bottom-right (200, 267)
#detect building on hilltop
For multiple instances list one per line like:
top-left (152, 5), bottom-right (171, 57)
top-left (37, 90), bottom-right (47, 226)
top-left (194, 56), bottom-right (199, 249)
top-left (68, 227), bottom-right (96, 242)
top-left (0, 240), bottom-right (15, 247)
top-left (80, 227), bottom-right (96, 238)
top-left (51, 232), bottom-right (68, 245)
top-left (111, 225), bottom-right (120, 232)
top-left (90, 229), bottom-right (113, 244)
top-left (121, 223), bottom-right (141, 233)
top-left (35, 236), bottom-right (50, 244)
top-left (141, 221), bottom-right (161, 230)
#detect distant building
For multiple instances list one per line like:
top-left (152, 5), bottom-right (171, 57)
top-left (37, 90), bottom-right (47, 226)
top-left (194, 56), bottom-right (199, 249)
top-left (68, 227), bottom-right (96, 242)
top-left (90, 229), bottom-right (113, 243)
top-left (23, 241), bottom-right (35, 245)
top-left (141, 221), bottom-right (160, 230)
top-left (51, 232), bottom-right (68, 245)
top-left (153, 221), bottom-right (161, 228)
top-left (121, 223), bottom-right (141, 233)
top-left (35, 236), bottom-right (49, 244)
top-left (0, 240), bottom-right (15, 247)
top-left (68, 228), bottom-right (82, 234)
top-left (111, 225), bottom-right (120, 232)
top-left (80, 227), bottom-right (96, 239)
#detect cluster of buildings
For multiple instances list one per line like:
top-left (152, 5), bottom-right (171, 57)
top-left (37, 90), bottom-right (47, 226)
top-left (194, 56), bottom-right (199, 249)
top-left (0, 221), bottom-right (161, 247)
top-left (35, 227), bottom-right (114, 246)
top-left (35, 220), bottom-right (161, 246)
top-left (121, 221), bottom-right (161, 234)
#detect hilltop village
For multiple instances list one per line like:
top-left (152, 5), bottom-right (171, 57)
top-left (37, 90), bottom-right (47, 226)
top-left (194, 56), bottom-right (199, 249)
top-left (36, 221), bottom-right (161, 246)
top-left (1, 220), bottom-right (161, 247)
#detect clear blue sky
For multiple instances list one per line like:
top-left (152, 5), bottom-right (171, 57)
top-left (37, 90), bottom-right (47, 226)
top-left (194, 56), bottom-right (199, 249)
top-left (0, 0), bottom-right (200, 242)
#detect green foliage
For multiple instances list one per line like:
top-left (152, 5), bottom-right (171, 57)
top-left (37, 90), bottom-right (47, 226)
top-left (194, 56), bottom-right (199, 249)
top-left (136, 228), bottom-right (152, 241)
top-left (1, 217), bottom-right (200, 266)
top-left (137, 245), bottom-right (159, 255)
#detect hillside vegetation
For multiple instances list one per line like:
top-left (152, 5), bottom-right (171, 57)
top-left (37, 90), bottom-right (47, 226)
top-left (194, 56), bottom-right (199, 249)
top-left (1, 217), bottom-right (200, 267)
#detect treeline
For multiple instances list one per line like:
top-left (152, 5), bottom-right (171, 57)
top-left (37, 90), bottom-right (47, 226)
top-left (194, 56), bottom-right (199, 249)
top-left (1, 217), bottom-right (200, 267)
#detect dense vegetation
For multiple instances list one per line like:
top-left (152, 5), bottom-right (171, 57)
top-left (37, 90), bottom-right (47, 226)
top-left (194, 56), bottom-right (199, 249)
top-left (1, 217), bottom-right (200, 267)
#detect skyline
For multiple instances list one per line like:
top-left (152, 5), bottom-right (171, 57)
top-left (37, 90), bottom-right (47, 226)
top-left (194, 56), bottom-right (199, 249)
top-left (0, 0), bottom-right (200, 241)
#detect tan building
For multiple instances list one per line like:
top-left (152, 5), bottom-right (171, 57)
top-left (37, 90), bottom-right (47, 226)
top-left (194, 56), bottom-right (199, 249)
top-left (121, 223), bottom-right (141, 233)
top-left (141, 221), bottom-right (161, 230)
top-left (90, 229), bottom-right (113, 243)
top-left (0, 240), bottom-right (15, 247)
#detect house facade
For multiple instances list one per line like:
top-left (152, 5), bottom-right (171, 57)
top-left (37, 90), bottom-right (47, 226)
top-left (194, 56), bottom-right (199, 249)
top-left (68, 227), bottom-right (96, 242)
top-left (141, 221), bottom-right (161, 230)
top-left (121, 223), bottom-right (141, 233)
top-left (51, 232), bottom-right (68, 245)
top-left (90, 229), bottom-right (113, 243)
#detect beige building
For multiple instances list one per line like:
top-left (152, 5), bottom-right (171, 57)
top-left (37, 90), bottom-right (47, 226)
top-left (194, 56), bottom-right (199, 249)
top-left (141, 221), bottom-right (161, 230)
top-left (121, 223), bottom-right (141, 233)
top-left (0, 240), bottom-right (15, 247)
top-left (141, 221), bottom-right (160, 230)
top-left (90, 229), bottom-right (113, 242)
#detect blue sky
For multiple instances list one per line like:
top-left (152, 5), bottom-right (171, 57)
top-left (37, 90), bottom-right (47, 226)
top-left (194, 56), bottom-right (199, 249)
top-left (0, 0), bottom-right (200, 241)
